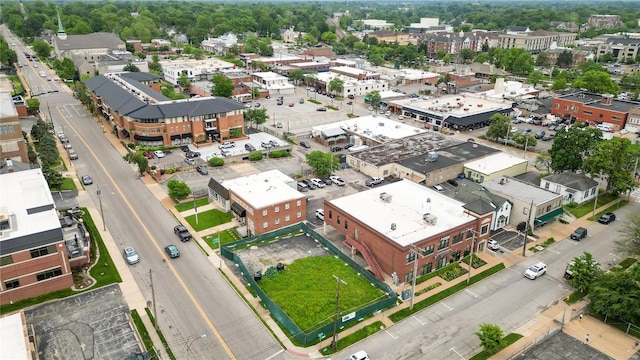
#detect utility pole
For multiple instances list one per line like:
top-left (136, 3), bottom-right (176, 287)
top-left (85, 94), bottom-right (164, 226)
top-left (97, 185), bottom-right (105, 231)
top-left (150, 269), bottom-right (158, 331)
top-left (466, 229), bottom-right (479, 284)
top-left (409, 245), bottom-right (427, 310)
top-left (522, 200), bottom-right (534, 257)
top-left (331, 275), bottom-right (347, 351)
top-left (592, 186), bottom-right (599, 218)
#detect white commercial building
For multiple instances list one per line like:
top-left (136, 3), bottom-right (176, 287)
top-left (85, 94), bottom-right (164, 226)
top-left (161, 58), bottom-right (236, 85)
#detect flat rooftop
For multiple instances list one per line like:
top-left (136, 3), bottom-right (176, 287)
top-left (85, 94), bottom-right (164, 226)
top-left (331, 66), bottom-right (378, 77)
top-left (399, 142), bottom-right (500, 174)
top-left (0, 168), bottom-right (60, 243)
top-left (222, 169), bottom-right (304, 209)
top-left (350, 132), bottom-right (463, 166)
top-left (329, 179), bottom-right (475, 247)
top-left (0, 92), bottom-right (18, 119)
top-left (311, 115), bottom-right (426, 144)
top-left (482, 176), bottom-right (561, 204)
top-left (465, 152), bottom-right (528, 175)
top-left (0, 312), bottom-right (27, 360)
top-left (392, 93), bottom-right (513, 117)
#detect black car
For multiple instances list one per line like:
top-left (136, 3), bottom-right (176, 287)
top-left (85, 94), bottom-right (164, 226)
top-left (330, 145), bottom-right (342, 152)
top-left (245, 143), bottom-right (257, 152)
top-left (301, 179), bottom-right (317, 190)
top-left (186, 151), bottom-right (201, 159)
top-left (299, 141), bottom-right (310, 148)
top-left (196, 165), bottom-right (208, 175)
top-left (343, 143), bottom-right (354, 149)
top-left (181, 146), bottom-right (190, 152)
top-left (598, 212), bottom-right (616, 224)
top-left (173, 225), bottom-right (192, 241)
top-left (316, 107), bottom-right (327, 112)
top-left (447, 179), bottom-right (459, 187)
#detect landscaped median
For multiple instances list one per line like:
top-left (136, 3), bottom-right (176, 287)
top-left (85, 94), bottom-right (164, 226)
top-left (389, 262), bottom-right (506, 323)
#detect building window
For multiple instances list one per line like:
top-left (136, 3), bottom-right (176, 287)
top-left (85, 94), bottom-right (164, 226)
top-left (5, 279), bottom-right (19, 289)
top-left (297, 200), bottom-right (301, 206)
top-left (329, 210), bottom-right (332, 219)
top-left (263, 222), bottom-right (268, 228)
top-left (285, 215), bottom-right (290, 221)
top-left (422, 245), bottom-right (434, 256)
top-left (437, 236), bottom-right (450, 250)
top-left (546, 205), bottom-right (552, 212)
top-left (0, 255), bottom-right (13, 266)
top-left (436, 256), bottom-right (447, 269)
top-left (285, 203), bottom-right (290, 210)
top-left (36, 268), bottom-right (63, 281)
top-left (481, 224), bottom-right (489, 235)
top-left (420, 262), bottom-right (433, 275)
top-left (337, 215), bottom-right (341, 225)
top-left (275, 206), bottom-right (280, 213)
top-left (263, 209), bottom-right (268, 216)
top-left (30, 245), bottom-right (57, 259)
top-left (344, 220), bottom-right (348, 230)
top-left (274, 218), bottom-right (280, 225)
top-left (405, 252), bottom-right (416, 264)
top-left (297, 212), bottom-right (302, 218)
top-left (452, 233), bottom-right (463, 244)
top-left (404, 271), bottom-right (414, 283)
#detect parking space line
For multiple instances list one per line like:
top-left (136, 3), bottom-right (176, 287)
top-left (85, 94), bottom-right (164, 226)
top-left (412, 315), bottom-right (427, 325)
top-left (441, 302), bottom-right (454, 311)
top-left (386, 329), bottom-right (400, 339)
top-left (465, 289), bottom-right (479, 298)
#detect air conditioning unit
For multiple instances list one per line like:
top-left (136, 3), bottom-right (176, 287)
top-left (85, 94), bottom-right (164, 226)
top-left (380, 192), bottom-right (392, 203)
top-left (423, 213), bottom-right (438, 225)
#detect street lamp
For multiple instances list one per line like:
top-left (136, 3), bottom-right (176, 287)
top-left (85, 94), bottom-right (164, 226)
top-left (465, 229), bottom-right (480, 284)
top-left (97, 185), bottom-right (105, 231)
top-left (186, 334), bottom-right (206, 353)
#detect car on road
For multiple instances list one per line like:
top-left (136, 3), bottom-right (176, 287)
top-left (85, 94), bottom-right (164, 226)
top-left (173, 225), bottom-right (192, 241)
top-left (245, 143), bottom-right (257, 152)
top-left (487, 239), bottom-right (500, 251)
top-left (68, 149), bottom-right (78, 160)
top-left (330, 175), bottom-right (345, 186)
top-left (165, 244), bottom-right (180, 258)
top-left (366, 177), bottom-right (384, 187)
top-left (299, 141), bottom-right (310, 148)
top-left (81, 175), bottom-right (93, 185)
top-left (524, 262), bottom-right (547, 279)
top-left (346, 350), bottom-right (369, 360)
top-left (186, 151), bottom-right (201, 159)
top-left (143, 151), bottom-right (154, 159)
top-left (570, 227), bottom-right (588, 241)
top-left (597, 212), bottom-right (616, 224)
top-left (196, 165), bottom-right (208, 175)
top-left (123, 246), bottom-right (140, 265)
top-left (219, 142), bottom-right (235, 149)
top-left (310, 178), bottom-right (326, 188)
top-left (181, 146), bottom-right (190, 152)
top-left (316, 107), bottom-right (327, 112)
top-left (154, 150), bottom-right (166, 158)
top-left (330, 145), bottom-right (343, 152)
top-left (315, 209), bottom-right (324, 221)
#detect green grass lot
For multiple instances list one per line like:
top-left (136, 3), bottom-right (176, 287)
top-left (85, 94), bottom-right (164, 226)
top-left (175, 198), bottom-right (209, 212)
top-left (563, 192), bottom-right (618, 218)
top-left (60, 177), bottom-right (77, 190)
top-left (184, 209), bottom-right (234, 231)
top-left (258, 256), bottom-right (386, 331)
top-left (203, 228), bottom-right (241, 250)
top-left (587, 200), bottom-right (628, 221)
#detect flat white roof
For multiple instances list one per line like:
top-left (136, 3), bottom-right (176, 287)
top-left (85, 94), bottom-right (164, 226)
top-left (0, 312), bottom-right (28, 360)
top-left (311, 115), bottom-right (425, 143)
top-left (0, 92), bottom-right (18, 119)
top-left (392, 93), bottom-right (513, 117)
top-left (465, 153), bottom-right (528, 175)
top-left (399, 69), bottom-right (440, 80)
top-left (223, 170), bottom-right (304, 209)
top-left (159, 58), bottom-right (236, 69)
top-left (253, 71), bottom-right (288, 81)
top-left (0, 169), bottom-right (60, 243)
top-left (331, 66), bottom-right (377, 77)
top-left (316, 72), bottom-right (385, 86)
top-left (329, 180), bottom-right (474, 247)
top-left (293, 61), bottom-right (330, 67)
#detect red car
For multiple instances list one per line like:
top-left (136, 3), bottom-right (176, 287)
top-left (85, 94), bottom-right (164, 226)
top-left (143, 151), bottom-right (154, 159)
top-left (288, 103), bottom-right (294, 107)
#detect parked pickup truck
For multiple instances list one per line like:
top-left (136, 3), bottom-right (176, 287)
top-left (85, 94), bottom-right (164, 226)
top-left (219, 142), bottom-right (235, 149)
top-left (173, 225), bottom-right (192, 241)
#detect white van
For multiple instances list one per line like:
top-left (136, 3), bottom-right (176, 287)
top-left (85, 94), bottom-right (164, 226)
top-left (315, 209), bottom-right (324, 221)
top-left (39, 70), bottom-right (46, 77)
top-left (596, 123), bottom-right (613, 132)
top-left (346, 351), bottom-right (369, 360)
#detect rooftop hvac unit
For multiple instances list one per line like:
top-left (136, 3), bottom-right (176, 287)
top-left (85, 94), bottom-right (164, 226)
top-left (380, 192), bottom-right (392, 203)
top-left (427, 151), bottom-right (438, 162)
top-left (423, 213), bottom-right (438, 225)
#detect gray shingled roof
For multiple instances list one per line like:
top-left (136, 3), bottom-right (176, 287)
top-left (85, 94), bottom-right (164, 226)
top-left (462, 198), bottom-right (496, 215)
top-left (85, 76), bottom-right (147, 115)
top-left (120, 72), bottom-right (162, 82)
top-left (127, 97), bottom-right (245, 120)
top-left (53, 32), bottom-right (124, 51)
top-left (542, 172), bottom-right (598, 191)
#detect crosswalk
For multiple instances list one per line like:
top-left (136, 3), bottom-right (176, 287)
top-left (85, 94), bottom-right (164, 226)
top-left (631, 188), bottom-right (640, 202)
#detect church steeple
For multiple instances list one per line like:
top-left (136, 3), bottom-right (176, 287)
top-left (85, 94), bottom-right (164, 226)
top-left (56, 11), bottom-right (67, 40)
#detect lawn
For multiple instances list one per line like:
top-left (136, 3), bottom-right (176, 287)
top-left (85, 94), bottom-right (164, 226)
top-left (175, 197), bottom-right (209, 212)
top-left (203, 228), bottom-right (241, 250)
top-left (563, 192), bottom-right (618, 218)
top-left (587, 200), bottom-right (628, 221)
top-left (257, 256), bottom-right (386, 331)
top-left (59, 177), bottom-right (77, 191)
top-left (184, 209), bottom-right (234, 231)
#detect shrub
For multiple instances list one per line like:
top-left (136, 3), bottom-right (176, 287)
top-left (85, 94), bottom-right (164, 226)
top-left (127, 143), bottom-right (136, 149)
top-left (208, 157), bottom-right (224, 167)
top-left (165, 168), bottom-right (177, 174)
top-left (269, 150), bottom-right (291, 158)
top-left (248, 152), bottom-right (263, 161)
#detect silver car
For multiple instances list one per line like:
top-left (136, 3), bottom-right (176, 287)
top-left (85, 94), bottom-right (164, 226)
top-left (123, 246), bottom-right (139, 265)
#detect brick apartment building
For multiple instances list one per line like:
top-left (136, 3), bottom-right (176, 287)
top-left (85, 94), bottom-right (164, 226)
top-left (550, 89), bottom-right (640, 130)
top-left (0, 93), bottom-right (29, 164)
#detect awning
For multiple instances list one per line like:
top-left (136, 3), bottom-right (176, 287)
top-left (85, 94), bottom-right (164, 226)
top-left (231, 202), bottom-right (246, 217)
top-left (534, 207), bottom-right (564, 226)
top-left (134, 134), bottom-right (163, 141)
top-left (121, 129), bottom-right (130, 137)
top-left (170, 133), bottom-right (192, 140)
top-left (321, 128), bottom-right (346, 138)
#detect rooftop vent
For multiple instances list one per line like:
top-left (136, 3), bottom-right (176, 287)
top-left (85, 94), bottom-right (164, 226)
top-left (391, 223), bottom-right (396, 230)
top-left (423, 213), bottom-right (438, 225)
top-left (380, 192), bottom-right (392, 203)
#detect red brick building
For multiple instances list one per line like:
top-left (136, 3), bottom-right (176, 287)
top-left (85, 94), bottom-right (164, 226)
top-left (550, 90), bottom-right (639, 130)
top-left (323, 180), bottom-right (493, 283)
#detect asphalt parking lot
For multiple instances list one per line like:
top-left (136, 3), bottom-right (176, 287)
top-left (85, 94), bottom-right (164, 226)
top-left (519, 331), bottom-right (615, 360)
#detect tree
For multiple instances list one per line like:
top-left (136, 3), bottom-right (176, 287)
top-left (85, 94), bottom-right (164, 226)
top-left (329, 78), bottom-right (344, 99)
top-left (566, 252), bottom-right (602, 293)
top-left (123, 63), bottom-right (141, 72)
top-left (459, 48), bottom-right (475, 63)
top-left (535, 52), bottom-right (550, 68)
top-left (42, 167), bottom-right (63, 190)
top-left (244, 108), bottom-right (268, 128)
top-left (485, 114), bottom-right (511, 142)
top-left (123, 153), bottom-right (148, 175)
top-left (528, 70), bottom-right (544, 87)
top-left (615, 214), bottom-right (640, 256)
top-left (26, 99), bottom-right (40, 115)
top-left (475, 324), bottom-right (504, 354)
top-left (38, 136), bottom-right (59, 166)
top-left (551, 77), bottom-right (567, 91)
top-left (321, 31), bottom-right (337, 45)
top-left (589, 271), bottom-right (640, 324)
top-left (288, 69), bottom-right (305, 85)
top-left (512, 133), bottom-right (537, 149)
top-left (56, 58), bottom-right (77, 81)
top-left (251, 87), bottom-right (260, 100)
top-left (32, 39), bottom-right (51, 59)
top-left (582, 137), bottom-right (639, 194)
top-left (573, 70), bottom-right (620, 94)
top-left (555, 50), bottom-right (574, 68)
top-left (535, 151), bottom-right (553, 173)
top-left (167, 179), bottom-right (192, 201)
top-left (549, 125), bottom-right (601, 172)
top-left (366, 91), bottom-right (381, 109)
top-left (211, 74), bottom-right (234, 98)
top-left (305, 151), bottom-right (339, 177)
top-left (178, 73), bottom-right (191, 90)
top-left (148, 54), bottom-right (162, 74)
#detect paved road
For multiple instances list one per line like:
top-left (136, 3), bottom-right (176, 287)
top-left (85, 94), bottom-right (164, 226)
top-left (2, 25), bottom-right (281, 360)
